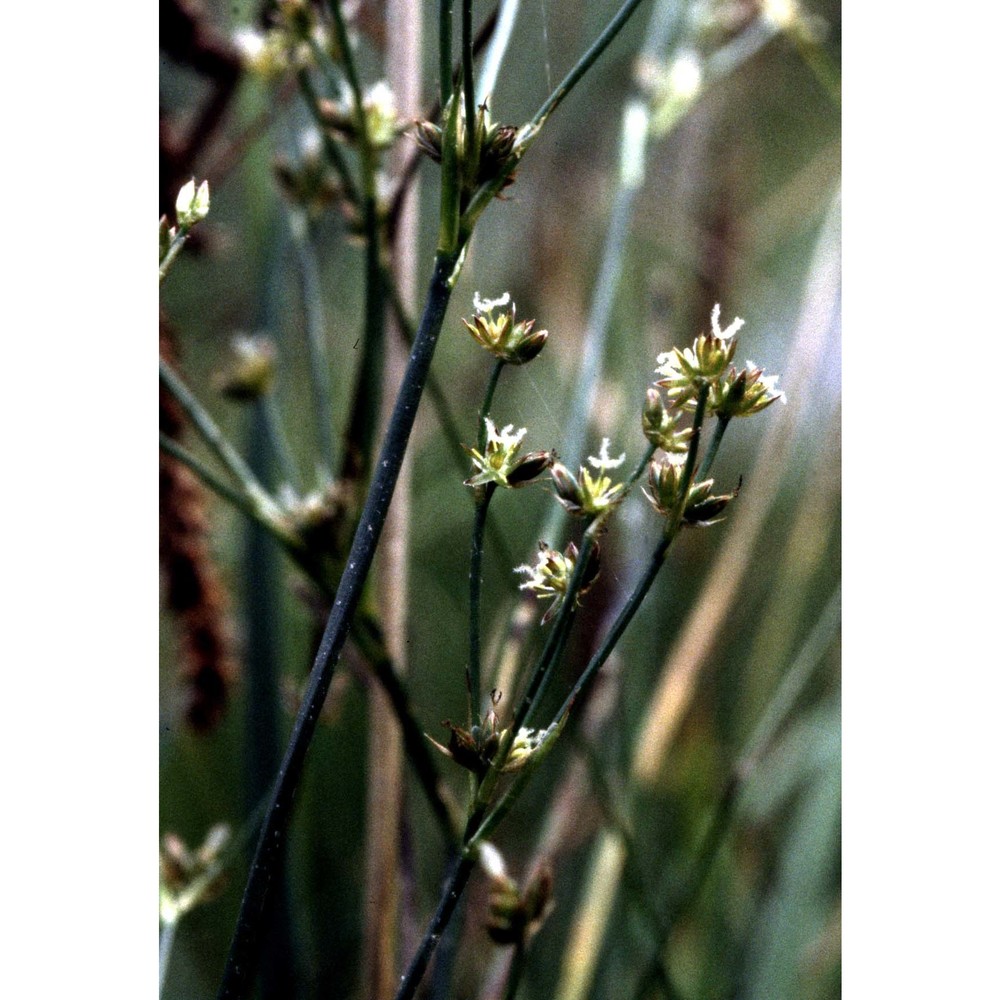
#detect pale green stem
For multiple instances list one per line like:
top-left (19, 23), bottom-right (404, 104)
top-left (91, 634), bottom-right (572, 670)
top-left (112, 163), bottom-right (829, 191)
top-left (159, 228), bottom-right (190, 284)
top-left (159, 433), bottom-right (295, 546)
top-left (696, 415), bottom-right (730, 482)
top-left (261, 393), bottom-right (301, 492)
top-left (462, 0), bottom-right (476, 158)
top-left (159, 920), bottom-right (177, 997)
top-left (477, 0), bottom-right (520, 103)
top-left (159, 358), bottom-right (283, 523)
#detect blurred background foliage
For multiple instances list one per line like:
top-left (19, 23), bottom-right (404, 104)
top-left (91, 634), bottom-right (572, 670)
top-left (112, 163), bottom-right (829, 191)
top-left (159, 0), bottom-right (840, 998)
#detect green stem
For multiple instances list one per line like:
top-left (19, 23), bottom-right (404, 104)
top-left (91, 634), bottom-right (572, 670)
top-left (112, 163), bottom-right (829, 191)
top-left (216, 248), bottom-right (460, 1000)
top-left (163, 419), bottom-right (461, 844)
top-left (261, 393), bottom-right (301, 491)
top-left (353, 613), bottom-right (465, 841)
top-left (159, 920), bottom-right (177, 997)
top-left (160, 433), bottom-right (266, 530)
top-left (393, 853), bottom-right (476, 1000)
top-left (328, 0), bottom-right (387, 487)
top-left (627, 440), bottom-right (658, 492)
top-left (159, 228), bottom-right (190, 284)
top-left (502, 942), bottom-right (528, 1000)
top-left (159, 358), bottom-right (282, 523)
top-left (439, 0), bottom-right (455, 107)
top-left (469, 481), bottom-right (497, 721)
top-left (460, 0), bottom-right (650, 234)
top-left (479, 358), bottom-right (506, 450)
top-left (515, 521), bottom-right (599, 733)
top-left (696, 415), bottom-right (729, 482)
top-left (462, 0), bottom-right (477, 159)
top-left (556, 387), bottom-right (711, 722)
top-left (387, 280), bottom-right (518, 572)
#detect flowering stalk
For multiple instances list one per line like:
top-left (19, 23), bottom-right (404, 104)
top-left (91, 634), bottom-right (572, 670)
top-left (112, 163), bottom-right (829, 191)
top-left (556, 385), bottom-right (710, 723)
top-left (469, 480), bottom-right (497, 720)
top-left (217, 247), bottom-right (461, 1000)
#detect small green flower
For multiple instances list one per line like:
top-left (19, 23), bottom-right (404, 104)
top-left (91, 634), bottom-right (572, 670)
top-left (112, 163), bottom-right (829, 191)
top-left (713, 361), bottom-right (786, 418)
top-left (463, 419), bottom-right (552, 489)
top-left (550, 439), bottom-right (627, 518)
top-left (463, 292), bottom-right (548, 365)
top-left (643, 456), bottom-right (739, 527)
top-left (320, 81), bottom-right (401, 150)
top-left (654, 303), bottom-right (741, 408)
top-left (515, 540), bottom-right (600, 625)
top-left (642, 387), bottom-right (693, 454)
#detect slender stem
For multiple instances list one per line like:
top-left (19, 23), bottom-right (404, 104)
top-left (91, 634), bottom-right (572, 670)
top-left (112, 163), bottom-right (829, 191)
top-left (461, 0), bottom-right (650, 244)
top-left (159, 433), bottom-right (266, 531)
top-left (626, 440), bottom-right (658, 492)
top-left (479, 359), bottom-right (506, 450)
top-left (469, 481), bottom-right (497, 721)
top-left (288, 209), bottom-right (336, 479)
top-left (393, 854), bottom-right (476, 1000)
top-left (695, 415), bottom-right (729, 482)
top-left (159, 358), bottom-right (282, 522)
top-left (159, 229), bottom-right (190, 283)
top-left (462, 0), bottom-right (477, 157)
top-left (514, 523), bottom-right (598, 734)
top-left (159, 920), bottom-right (178, 997)
top-left (556, 387), bottom-right (711, 722)
top-left (261, 393), bottom-right (301, 490)
top-left (439, 0), bottom-right (454, 106)
top-left (529, 0), bottom-right (648, 131)
top-left (477, 0), bottom-right (520, 104)
top-left (216, 248), bottom-right (460, 1000)
top-left (328, 0), bottom-right (387, 487)
top-left (387, 280), bottom-right (517, 572)
top-left (502, 943), bottom-right (527, 1000)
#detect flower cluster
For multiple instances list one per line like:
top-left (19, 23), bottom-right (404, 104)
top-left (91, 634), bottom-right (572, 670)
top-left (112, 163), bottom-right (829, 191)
top-left (463, 292), bottom-right (548, 365)
top-left (643, 455), bottom-right (740, 527)
top-left (550, 439), bottom-right (628, 519)
top-left (463, 419), bottom-right (552, 490)
top-left (413, 97), bottom-right (520, 203)
top-left (654, 304), bottom-right (784, 417)
top-left (516, 540), bottom-right (601, 625)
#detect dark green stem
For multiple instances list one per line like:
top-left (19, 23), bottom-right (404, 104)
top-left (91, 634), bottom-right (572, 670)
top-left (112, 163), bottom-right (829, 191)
top-left (556, 387), bottom-right (711, 722)
top-left (460, 0), bottom-right (650, 236)
top-left (627, 440), bottom-right (659, 492)
top-left (393, 853), bottom-right (476, 1000)
top-left (502, 943), bottom-right (528, 1000)
top-left (328, 0), bottom-right (387, 486)
top-left (469, 481), bottom-right (497, 721)
top-left (216, 248), bottom-right (460, 1000)
top-left (696, 415), bottom-right (729, 482)
top-left (462, 0), bottom-right (477, 158)
top-left (515, 521), bottom-right (599, 733)
top-left (479, 358), bottom-right (506, 450)
top-left (439, 0), bottom-right (454, 106)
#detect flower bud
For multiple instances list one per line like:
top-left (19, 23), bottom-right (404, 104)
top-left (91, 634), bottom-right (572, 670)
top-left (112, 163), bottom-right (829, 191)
top-left (175, 178), bottom-right (210, 228)
top-left (215, 335), bottom-right (277, 402)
